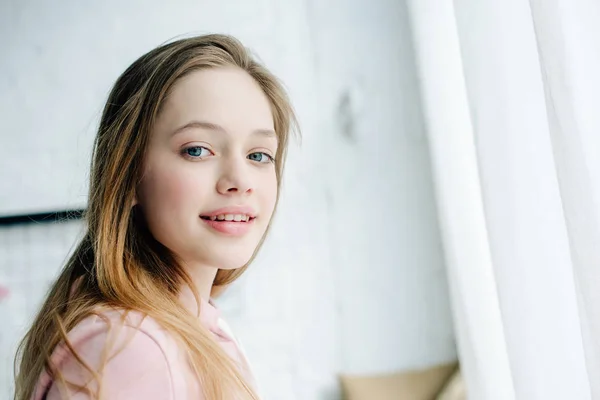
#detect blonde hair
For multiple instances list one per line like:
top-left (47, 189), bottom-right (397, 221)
top-left (14, 33), bottom-right (297, 400)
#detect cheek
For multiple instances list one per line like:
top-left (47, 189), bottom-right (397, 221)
top-left (261, 171), bottom-right (279, 216)
top-left (140, 166), bottom-right (205, 216)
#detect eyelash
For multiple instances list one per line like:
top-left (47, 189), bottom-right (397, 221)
top-left (181, 146), bottom-right (276, 164)
top-left (249, 152), bottom-right (276, 164)
top-left (182, 146), bottom-right (212, 159)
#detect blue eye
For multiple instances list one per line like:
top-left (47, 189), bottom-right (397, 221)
top-left (248, 152), bottom-right (274, 163)
top-left (183, 146), bottom-right (212, 159)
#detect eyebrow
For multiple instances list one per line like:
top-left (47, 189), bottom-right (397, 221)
top-left (171, 120), bottom-right (276, 138)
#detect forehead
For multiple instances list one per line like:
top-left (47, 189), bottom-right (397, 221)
top-left (156, 67), bottom-right (274, 134)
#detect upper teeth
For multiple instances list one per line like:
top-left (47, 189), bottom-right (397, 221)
top-left (211, 214), bottom-right (250, 222)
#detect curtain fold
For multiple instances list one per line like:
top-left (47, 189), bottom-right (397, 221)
top-left (407, 0), bottom-right (600, 398)
top-left (404, 2), bottom-right (514, 399)
top-left (529, 0), bottom-right (600, 398)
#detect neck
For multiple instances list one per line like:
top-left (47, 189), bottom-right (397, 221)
top-left (178, 263), bottom-right (219, 315)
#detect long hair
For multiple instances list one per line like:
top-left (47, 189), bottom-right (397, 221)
top-left (14, 33), bottom-right (297, 400)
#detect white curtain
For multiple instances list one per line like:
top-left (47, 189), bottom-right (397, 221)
top-left (405, 0), bottom-right (600, 399)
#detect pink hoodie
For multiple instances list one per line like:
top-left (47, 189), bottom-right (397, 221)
top-left (32, 298), bottom-right (258, 399)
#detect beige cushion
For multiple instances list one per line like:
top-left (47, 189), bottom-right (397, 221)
top-left (436, 369), bottom-right (466, 400)
top-left (340, 363), bottom-right (458, 400)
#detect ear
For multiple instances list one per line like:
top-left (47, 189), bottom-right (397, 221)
top-left (132, 195), bottom-right (138, 207)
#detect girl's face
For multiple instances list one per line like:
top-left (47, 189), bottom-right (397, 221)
top-left (135, 67), bottom-right (278, 271)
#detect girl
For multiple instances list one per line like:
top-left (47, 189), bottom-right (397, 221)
top-left (14, 33), bottom-right (297, 400)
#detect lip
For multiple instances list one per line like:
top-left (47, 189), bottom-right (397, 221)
top-left (201, 218), bottom-right (255, 236)
top-left (200, 206), bottom-right (257, 236)
top-left (200, 206), bottom-right (257, 218)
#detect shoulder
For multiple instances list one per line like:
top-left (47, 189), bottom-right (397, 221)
top-left (42, 309), bottom-right (180, 400)
top-left (68, 308), bottom-right (173, 349)
top-left (52, 308), bottom-right (177, 369)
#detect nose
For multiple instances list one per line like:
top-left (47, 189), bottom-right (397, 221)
top-left (216, 158), bottom-right (253, 196)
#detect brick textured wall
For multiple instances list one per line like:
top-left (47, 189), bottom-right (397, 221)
top-left (0, 1), bottom-right (457, 399)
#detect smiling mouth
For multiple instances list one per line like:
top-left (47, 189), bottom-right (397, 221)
top-left (200, 214), bottom-right (256, 222)
top-left (200, 213), bottom-right (256, 235)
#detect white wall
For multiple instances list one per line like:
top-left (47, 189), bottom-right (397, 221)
top-left (307, 0), bottom-right (456, 375)
top-left (0, 1), bottom-right (456, 399)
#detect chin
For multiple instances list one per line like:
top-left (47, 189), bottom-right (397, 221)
top-left (194, 229), bottom-right (267, 270)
